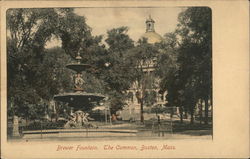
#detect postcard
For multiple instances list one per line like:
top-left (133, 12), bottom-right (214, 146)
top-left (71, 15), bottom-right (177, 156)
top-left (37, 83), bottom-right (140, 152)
top-left (1, 0), bottom-right (249, 158)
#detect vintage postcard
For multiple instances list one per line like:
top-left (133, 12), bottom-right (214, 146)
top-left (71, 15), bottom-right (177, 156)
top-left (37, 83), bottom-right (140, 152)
top-left (1, 0), bottom-right (249, 158)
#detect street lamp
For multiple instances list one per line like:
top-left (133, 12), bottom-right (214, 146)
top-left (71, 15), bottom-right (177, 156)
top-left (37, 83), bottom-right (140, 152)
top-left (104, 97), bottom-right (112, 125)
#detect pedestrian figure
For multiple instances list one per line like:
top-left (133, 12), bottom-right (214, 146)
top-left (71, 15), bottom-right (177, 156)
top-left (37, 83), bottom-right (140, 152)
top-left (157, 115), bottom-right (164, 137)
top-left (157, 115), bottom-right (161, 136)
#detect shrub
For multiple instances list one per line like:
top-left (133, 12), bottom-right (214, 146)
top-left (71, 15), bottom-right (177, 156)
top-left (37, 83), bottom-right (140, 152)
top-left (23, 120), bottom-right (67, 130)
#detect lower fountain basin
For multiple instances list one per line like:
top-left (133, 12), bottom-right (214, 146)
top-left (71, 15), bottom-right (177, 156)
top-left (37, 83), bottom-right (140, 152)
top-left (22, 128), bottom-right (138, 139)
top-left (54, 92), bottom-right (105, 110)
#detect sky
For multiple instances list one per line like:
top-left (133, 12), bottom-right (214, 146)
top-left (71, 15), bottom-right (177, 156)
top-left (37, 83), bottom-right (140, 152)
top-left (45, 7), bottom-right (184, 48)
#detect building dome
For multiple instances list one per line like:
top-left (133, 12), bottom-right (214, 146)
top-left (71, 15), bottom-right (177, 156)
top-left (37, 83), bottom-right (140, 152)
top-left (141, 31), bottom-right (163, 44)
top-left (140, 15), bottom-right (163, 44)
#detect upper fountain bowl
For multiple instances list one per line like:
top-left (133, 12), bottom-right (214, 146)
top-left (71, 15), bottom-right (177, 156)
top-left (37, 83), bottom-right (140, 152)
top-left (66, 63), bottom-right (92, 73)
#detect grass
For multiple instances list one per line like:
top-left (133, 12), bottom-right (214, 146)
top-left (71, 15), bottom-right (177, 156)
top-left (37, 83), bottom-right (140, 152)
top-left (8, 118), bottom-right (212, 139)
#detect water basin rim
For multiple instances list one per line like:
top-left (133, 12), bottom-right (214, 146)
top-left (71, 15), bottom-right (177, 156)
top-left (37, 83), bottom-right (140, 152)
top-left (66, 63), bottom-right (92, 67)
top-left (54, 92), bottom-right (105, 98)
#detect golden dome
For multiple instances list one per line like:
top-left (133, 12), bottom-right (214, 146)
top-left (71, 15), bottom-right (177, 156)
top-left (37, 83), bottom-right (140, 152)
top-left (141, 15), bottom-right (163, 44)
top-left (141, 31), bottom-right (163, 44)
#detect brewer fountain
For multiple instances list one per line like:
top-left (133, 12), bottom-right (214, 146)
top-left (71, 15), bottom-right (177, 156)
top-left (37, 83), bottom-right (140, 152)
top-left (54, 51), bottom-right (105, 128)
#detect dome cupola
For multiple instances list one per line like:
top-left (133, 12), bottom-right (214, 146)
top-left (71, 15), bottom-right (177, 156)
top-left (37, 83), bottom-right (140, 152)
top-left (146, 15), bottom-right (155, 32)
top-left (141, 15), bottom-right (163, 44)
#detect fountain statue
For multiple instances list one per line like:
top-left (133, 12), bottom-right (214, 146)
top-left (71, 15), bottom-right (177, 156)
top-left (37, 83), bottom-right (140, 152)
top-left (54, 51), bottom-right (105, 128)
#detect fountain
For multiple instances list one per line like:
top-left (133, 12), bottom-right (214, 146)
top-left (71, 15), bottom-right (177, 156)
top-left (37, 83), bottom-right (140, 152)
top-left (21, 51), bottom-right (138, 139)
top-left (54, 51), bottom-right (105, 128)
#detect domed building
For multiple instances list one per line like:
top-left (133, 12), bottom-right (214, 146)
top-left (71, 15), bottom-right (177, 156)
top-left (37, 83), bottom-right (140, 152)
top-left (119, 16), bottom-right (167, 121)
top-left (141, 15), bottom-right (163, 44)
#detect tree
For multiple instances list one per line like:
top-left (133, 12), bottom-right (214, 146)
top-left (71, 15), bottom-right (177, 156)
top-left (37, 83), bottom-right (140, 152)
top-left (176, 7), bottom-right (212, 124)
top-left (157, 7), bottom-right (212, 124)
top-left (7, 8), bottom-right (59, 119)
top-left (155, 33), bottom-right (183, 121)
top-left (103, 27), bottom-right (135, 92)
top-left (94, 27), bottom-right (136, 115)
top-left (126, 38), bottom-right (160, 123)
top-left (7, 8), bottom-right (93, 121)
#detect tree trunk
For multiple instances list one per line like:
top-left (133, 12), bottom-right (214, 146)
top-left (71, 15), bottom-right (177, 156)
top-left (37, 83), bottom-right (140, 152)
top-left (199, 100), bottom-right (203, 124)
top-left (55, 102), bottom-right (59, 122)
top-left (190, 109), bottom-right (194, 124)
top-left (210, 95), bottom-right (213, 125)
top-left (204, 98), bottom-right (209, 125)
top-left (184, 110), bottom-right (188, 119)
top-left (179, 107), bottom-right (183, 123)
top-left (140, 99), bottom-right (144, 123)
top-left (170, 107), bottom-right (174, 118)
top-left (55, 113), bottom-right (58, 122)
top-left (26, 117), bottom-right (29, 127)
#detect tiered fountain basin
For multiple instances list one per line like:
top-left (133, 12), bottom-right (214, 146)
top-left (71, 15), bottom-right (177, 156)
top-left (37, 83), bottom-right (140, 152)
top-left (54, 92), bottom-right (105, 109)
top-left (47, 54), bottom-right (137, 138)
top-left (66, 63), bottom-right (92, 72)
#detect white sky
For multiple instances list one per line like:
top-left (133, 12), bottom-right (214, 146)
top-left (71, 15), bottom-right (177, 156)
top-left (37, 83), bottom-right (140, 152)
top-left (45, 7), bottom-right (184, 48)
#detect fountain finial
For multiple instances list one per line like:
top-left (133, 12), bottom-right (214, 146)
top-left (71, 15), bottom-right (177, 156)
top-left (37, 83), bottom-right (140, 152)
top-left (75, 49), bottom-right (82, 64)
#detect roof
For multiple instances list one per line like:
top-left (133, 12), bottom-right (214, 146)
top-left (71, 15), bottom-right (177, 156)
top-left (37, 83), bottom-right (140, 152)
top-left (141, 31), bottom-right (163, 44)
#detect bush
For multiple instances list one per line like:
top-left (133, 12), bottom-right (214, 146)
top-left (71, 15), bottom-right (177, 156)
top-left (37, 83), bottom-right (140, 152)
top-left (23, 120), bottom-right (67, 130)
top-left (172, 121), bottom-right (212, 132)
top-left (89, 112), bottom-right (106, 122)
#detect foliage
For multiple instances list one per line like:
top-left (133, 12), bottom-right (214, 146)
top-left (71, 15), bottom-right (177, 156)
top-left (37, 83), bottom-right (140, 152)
top-left (103, 27), bottom-right (135, 92)
top-left (124, 38), bottom-right (160, 122)
top-left (94, 27), bottom-right (136, 113)
top-left (7, 8), bottom-right (137, 119)
top-left (23, 120), bottom-right (66, 130)
top-left (157, 7), bottom-right (212, 124)
top-left (144, 91), bottom-right (157, 106)
top-left (7, 8), bottom-right (92, 119)
top-left (7, 7), bottom-right (212, 126)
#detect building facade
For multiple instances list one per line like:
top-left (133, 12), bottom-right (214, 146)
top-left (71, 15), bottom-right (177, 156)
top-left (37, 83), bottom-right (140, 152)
top-left (120, 16), bottom-right (167, 121)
